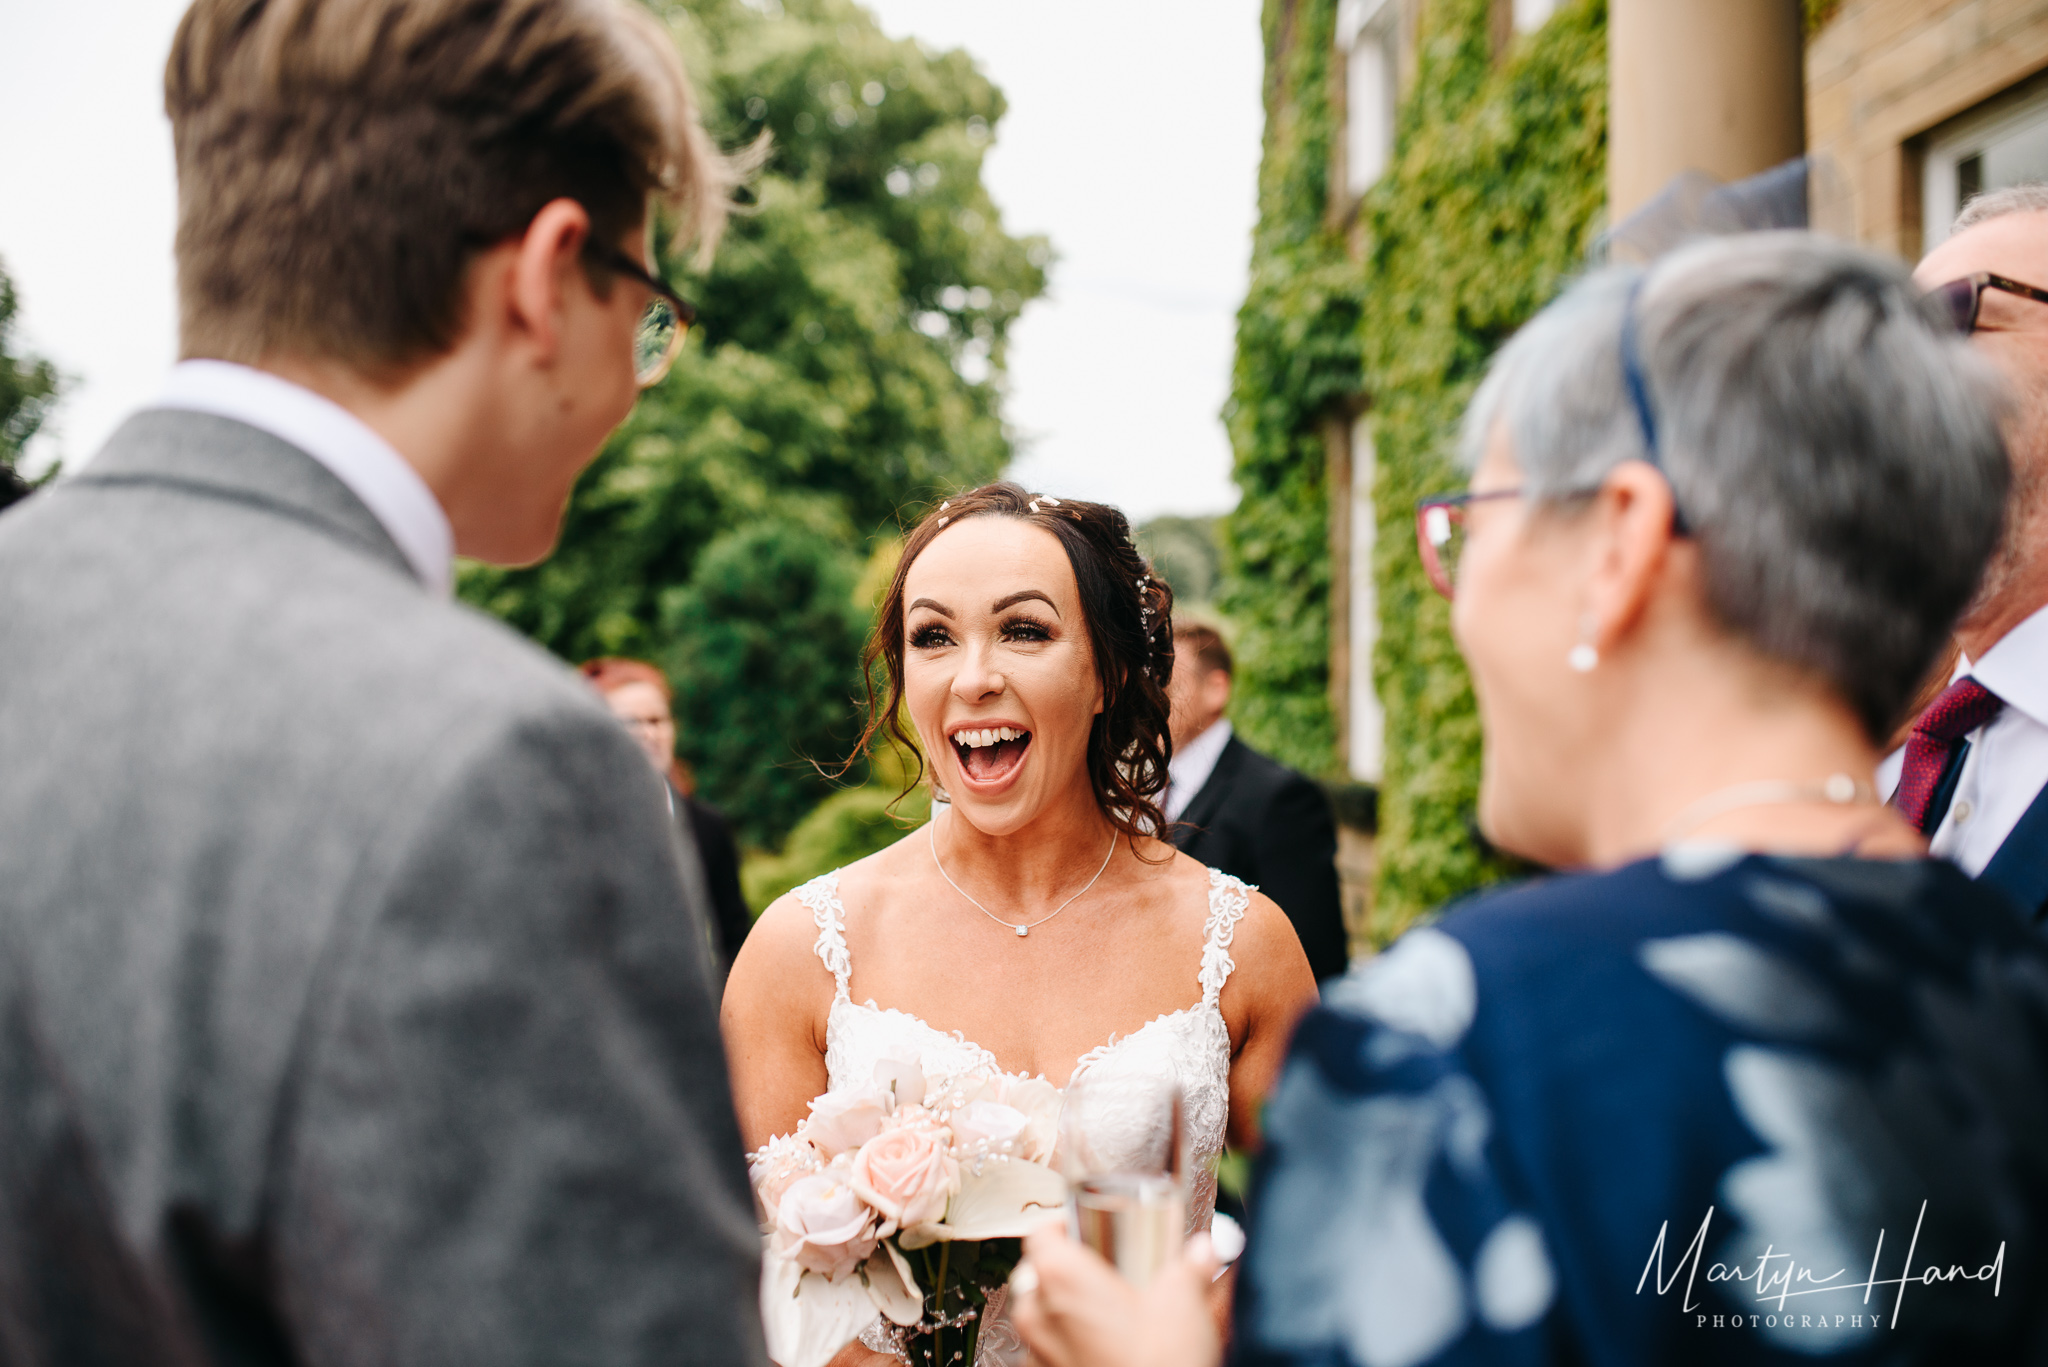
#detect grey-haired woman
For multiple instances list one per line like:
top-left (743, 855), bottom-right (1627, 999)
top-left (1011, 232), bottom-right (2048, 1366)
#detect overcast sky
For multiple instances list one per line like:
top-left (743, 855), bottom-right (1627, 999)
top-left (0, 0), bottom-right (1263, 519)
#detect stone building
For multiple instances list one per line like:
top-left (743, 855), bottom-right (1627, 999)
top-left (1264, 0), bottom-right (2048, 946)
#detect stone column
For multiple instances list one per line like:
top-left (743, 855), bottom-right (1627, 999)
top-left (1608, 0), bottom-right (1806, 221)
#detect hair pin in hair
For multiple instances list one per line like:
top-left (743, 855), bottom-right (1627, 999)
top-left (935, 516), bottom-right (950, 528)
top-left (939, 500), bottom-right (951, 512)
top-left (1027, 499), bottom-right (1041, 514)
top-left (1040, 496), bottom-right (1062, 506)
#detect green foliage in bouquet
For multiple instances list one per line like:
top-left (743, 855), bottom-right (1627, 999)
top-left (1359, 0), bottom-right (1606, 937)
top-left (1217, 0), bottom-right (1360, 779)
top-left (901, 1237), bottom-right (1022, 1367)
top-left (460, 0), bottom-right (1047, 848)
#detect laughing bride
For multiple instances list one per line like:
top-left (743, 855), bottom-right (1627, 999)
top-left (722, 482), bottom-right (1318, 1366)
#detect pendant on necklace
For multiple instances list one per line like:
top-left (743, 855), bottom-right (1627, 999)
top-left (1016, 924), bottom-right (1029, 937)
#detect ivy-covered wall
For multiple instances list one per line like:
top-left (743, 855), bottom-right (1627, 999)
top-left (1219, 0), bottom-right (1362, 779)
top-left (1225, 0), bottom-right (1608, 939)
top-left (1365, 0), bottom-right (1608, 934)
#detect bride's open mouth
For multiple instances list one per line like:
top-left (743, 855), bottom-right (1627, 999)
top-left (950, 725), bottom-right (1032, 785)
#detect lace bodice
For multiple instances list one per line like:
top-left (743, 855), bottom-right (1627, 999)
top-left (791, 865), bottom-right (1249, 1365)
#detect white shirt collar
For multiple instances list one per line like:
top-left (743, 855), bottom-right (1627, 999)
top-left (151, 360), bottom-right (454, 596)
top-left (1165, 718), bottom-right (1233, 823)
top-left (1961, 602), bottom-right (2048, 730)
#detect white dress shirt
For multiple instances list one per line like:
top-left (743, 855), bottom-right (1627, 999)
top-left (1877, 604), bottom-right (2048, 875)
top-left (1165, 719), bottom-right (1233, 823)
top-left (150, 360), bottom-right (454, 596)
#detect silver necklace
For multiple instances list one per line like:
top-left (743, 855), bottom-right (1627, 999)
top-left (1659, 772), bottom-right (1873, 846)
top-left (928, 812), bottom-right (1118, 937)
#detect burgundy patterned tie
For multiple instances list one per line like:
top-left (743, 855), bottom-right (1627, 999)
top-left (1892, 677), bottom-right (2004, 833)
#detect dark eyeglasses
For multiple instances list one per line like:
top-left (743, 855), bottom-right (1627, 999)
top-left (1930, 271), bottom-right (2048, 335)
top-left (1414, 489), bottom-right (1524, 600)
top-left (583, 242), bottom-right (698, 387)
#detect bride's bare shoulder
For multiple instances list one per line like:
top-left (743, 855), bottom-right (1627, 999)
top-left (1160, 847), bottom-right (1317, 1013)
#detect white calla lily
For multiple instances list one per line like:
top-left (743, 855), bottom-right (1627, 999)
top-left (760, 1247), bottom-right (878, 1367)
top-left (867, 1240), bottom-right (925, 1326)
top-left (898, 1155), bottom-right (1068, 1247)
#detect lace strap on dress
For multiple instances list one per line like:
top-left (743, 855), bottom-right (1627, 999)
top-left (793, 871), bottom-right (851, 1001)
top-left (1199, 869), bottom-right (1251, 1007)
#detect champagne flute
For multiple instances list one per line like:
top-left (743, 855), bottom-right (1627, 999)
top-left (1058, 1064), bottom-right (1187, 1287)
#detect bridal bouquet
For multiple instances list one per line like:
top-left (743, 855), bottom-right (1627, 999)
top-left (752, 1058), bottom-right (1068, 1367)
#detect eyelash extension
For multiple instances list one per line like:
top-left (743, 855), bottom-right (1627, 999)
top-left (909, 624), bottom-right (953, 649)
top-left (1001, 616), bottom-right (1052, 642)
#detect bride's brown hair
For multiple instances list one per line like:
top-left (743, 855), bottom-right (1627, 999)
top-left (851, 482), bottom-right (1176, 843)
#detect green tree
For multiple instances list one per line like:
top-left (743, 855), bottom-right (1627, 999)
top-left (462, 0), bottom-right (1047, 845)
top-left (0, 258), bottom-right (62, 498)
top-left (661, 518), bottom-right (870, 846)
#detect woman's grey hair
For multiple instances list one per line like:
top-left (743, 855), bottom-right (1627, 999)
top-left (1459, 231), bottom-right (2011, 741)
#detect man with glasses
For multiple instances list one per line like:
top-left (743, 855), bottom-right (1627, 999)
top-left (1887, 187), bottom-right (2048, 925)
top-left (0, 2), bottom-right (763, 1364)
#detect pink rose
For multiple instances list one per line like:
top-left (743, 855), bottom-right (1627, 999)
top-left (773, 1172), bottom-right (881, 1280)
top-left (850, 1117), bottom-right (960, 1229)
top-left (805, 1087), bottom-right (890, 1159)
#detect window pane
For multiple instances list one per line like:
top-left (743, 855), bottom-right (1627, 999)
top-left (1922, 84), bottom-right (2048, 249)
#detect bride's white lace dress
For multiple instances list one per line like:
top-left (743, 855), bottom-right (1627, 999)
top-left (791, 864), bottom-right (1249, 1367)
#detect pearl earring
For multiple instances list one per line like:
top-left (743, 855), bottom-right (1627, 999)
top-left (1568, 642), bottom-right (1598, 673)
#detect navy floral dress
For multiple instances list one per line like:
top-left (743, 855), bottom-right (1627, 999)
top-left (1233, 848), bottom-right (2048, 1366)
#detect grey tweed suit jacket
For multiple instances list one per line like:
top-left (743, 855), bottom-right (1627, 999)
top-left (0, 410), bottom-right (765, 1366)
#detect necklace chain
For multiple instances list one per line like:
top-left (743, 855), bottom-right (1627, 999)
top-left (1659, 772), bottom-right (1873, 847)
top-left (928, 811), bottom-right (1118, 938)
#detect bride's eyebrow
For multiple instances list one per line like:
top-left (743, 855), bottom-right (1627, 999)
top-left (991, 590), bottom-right (1059, 617)
top-left (907, 597), bottom-right (953, 617)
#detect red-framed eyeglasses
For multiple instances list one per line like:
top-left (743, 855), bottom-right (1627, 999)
top-left (1414, 489), bottom-right (1524, 601)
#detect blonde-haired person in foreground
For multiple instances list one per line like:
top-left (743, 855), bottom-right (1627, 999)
top-left (0, 1), bottom-right (765, 1363)
top-left (1012, 235), bottom-right (2048, 1364)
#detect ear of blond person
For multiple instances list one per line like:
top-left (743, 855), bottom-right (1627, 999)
top-left (162, 0), bottom-right (745, 566)
top-left (1008, 1223), bottom-right (1222, 1367)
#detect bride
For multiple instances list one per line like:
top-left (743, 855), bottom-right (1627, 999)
top-left (722, 482), bottom-right (1319, 1365)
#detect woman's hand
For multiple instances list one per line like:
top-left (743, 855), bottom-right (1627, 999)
top-left (1008, 1223), bottom-right (1223, 1367)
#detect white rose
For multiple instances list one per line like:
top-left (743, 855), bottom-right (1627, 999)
top-left (995, 1076), bottom-right (1062, 1162)
top-left (961, 1073), bottom-right (1063, 1163)
top-left (950, 1100), bottom-right (1029, 1154)
top-left (805, 1087), bottom-right (890, 1159)
top-left (749, 1134), bottom-right (814, 1225)
top-left (873, 1056), bottom-right (927, 1110)
top-left (773, 1172), bottom-right (881, 1281)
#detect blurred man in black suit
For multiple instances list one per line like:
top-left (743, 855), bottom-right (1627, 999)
top-left (1165, 624), bottom-right (1350, 981)
top-left (582, 657), bottom-right (753, 974)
